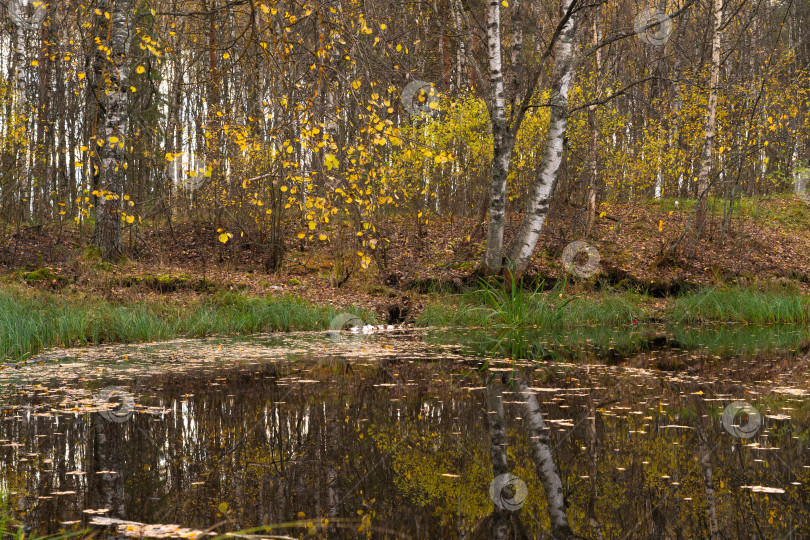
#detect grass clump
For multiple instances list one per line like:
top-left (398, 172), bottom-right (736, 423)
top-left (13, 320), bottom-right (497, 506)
top-left (671, 285), bottom-right (810, 324)
top-left (0, 285), bottom-right (373, 363)
top-left (417, 278), bottom-right (648, 328)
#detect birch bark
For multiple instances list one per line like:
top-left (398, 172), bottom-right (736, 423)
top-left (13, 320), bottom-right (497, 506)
top-left (695, 0), bottom-right (724, 234)
top-left (483, 0), bottom-right (514, 273)
top-left (93, 0), bottom-right (130, 260)
top-left (504, 0), bottom-right (577, 277)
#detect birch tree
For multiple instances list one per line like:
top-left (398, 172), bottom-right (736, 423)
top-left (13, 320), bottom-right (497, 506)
top-left (695, 0), bottom-right (724, 234)
top-left (480, 0), bottom-right (579, 275)
top-left (483, 0), bottom-right (512, 273)
top-left (504, 0), bottom-right (577, 278)
top-left (93, 0), bottom-right (131, 260)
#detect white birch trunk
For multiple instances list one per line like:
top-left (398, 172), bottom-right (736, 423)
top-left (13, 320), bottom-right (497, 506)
top-left (695, 0), bottom-right (723, 234)
top-left (483, 0), bottom-right (513, 273)
top-left (505, 0), bottom-right (577, 277)
top-left (13, 14), bottom-right (30, 221)
top-left (452, 0), bottom-right (467, 91)
top-left (93, 0), bottom-right (130, 260)
top-left (486, 378), bottom-right (511, 540)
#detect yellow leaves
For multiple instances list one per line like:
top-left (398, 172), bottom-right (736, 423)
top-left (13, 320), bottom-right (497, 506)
top-left (31, 60), bottom-right (39, 67)
top-left (280, 185), bottom-right (288, 192)
top-left (136, 65), bottom-right (146, 74)
top-left (351, 79), bottom-right (362, 90)
top-left (223, 52), bottom-right (230, 60)
top-left (318, 234), bottom-right (327, 241)
top-left (396, 44), bottom-right (402, 52)
top-left (658, 220), bottom-right (663, 232)
top-left (324, 154), bottom-right (339, 170)
top-left (308, 221), bottom-right (316, 230)
top-left (218, 232), bottom-right (233, 243)
top-left (260, 3), bottom-right (270, 14)
top-left (297, 232), bottom-right (305, 239)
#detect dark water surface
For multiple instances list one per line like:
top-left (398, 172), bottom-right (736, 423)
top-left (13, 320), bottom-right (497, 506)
top-left (1, 327), bottom-right (809, 538)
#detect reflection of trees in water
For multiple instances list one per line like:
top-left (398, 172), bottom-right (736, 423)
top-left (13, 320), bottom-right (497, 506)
top-left (0, 359), bottom-right (808, 537)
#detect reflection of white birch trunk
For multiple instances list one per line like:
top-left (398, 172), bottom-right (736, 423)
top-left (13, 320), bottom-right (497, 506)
top-left (505, 0), bottom-right (577, 277)
top-left (486, 377), bottom-right (511, 540)
top-left (695, 398), bottom-right (720, 539)
top-left (93, 0), bottom-right (130, 260)
top-left (483, 0), bottom-right (514, 273)
top-left (518, 377), bottom-right (577, 538)
top-left (586, 393), bottom-right (604, 539)
top-left (695, 0), bottom-right (723, 234)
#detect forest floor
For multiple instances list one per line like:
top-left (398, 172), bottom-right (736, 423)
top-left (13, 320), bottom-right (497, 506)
top-left (1, 192), bottom-right (809, 326)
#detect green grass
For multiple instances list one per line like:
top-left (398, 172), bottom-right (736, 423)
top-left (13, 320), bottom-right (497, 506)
top-left (671, 285), bottom-right (810, 324)
top-left (416, 279), bottom-right (648, 328)
top-left (418, 281), bottom-right (810, 328)
top-left (650, 193), bottom-right (810, 231)
top-left (0, 286), bottom-right (374, 363)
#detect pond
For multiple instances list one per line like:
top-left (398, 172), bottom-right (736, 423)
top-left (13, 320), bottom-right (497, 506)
top-left (0, 326), bottom-right (809, 538)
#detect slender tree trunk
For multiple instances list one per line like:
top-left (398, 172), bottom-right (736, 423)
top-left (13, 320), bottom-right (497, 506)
top-left (13, 14), bottom-right (30, 222)
top-left (486, 376), bottom-right (511, 540)
top-left (452, 0), bottom-right (468, 92)
top-left (518, 377), bottom-right (578, 539)
top-left (694, 397), bottom-right (721, 539)
top-left (483, 0), bottom-right (514, 273)
top-left (585, 14), bottom-right (601, 237)
top-left (93, 0), bottom-right (130, 260)
top-left (695, 0), bottom-right (723, 234)
top-left (504, 0), bottom-right (577, 278)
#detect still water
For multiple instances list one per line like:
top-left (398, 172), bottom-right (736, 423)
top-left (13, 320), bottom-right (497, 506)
top-left (0, 327), bottom-right (808, 538)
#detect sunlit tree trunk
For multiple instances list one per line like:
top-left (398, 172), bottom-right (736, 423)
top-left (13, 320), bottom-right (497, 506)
top-left (93, 0), bottom-right (130, 260)
top-left (504, 0), bottom-right (577, 278)
top-left (695, 0), bottom-right (723, 234)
